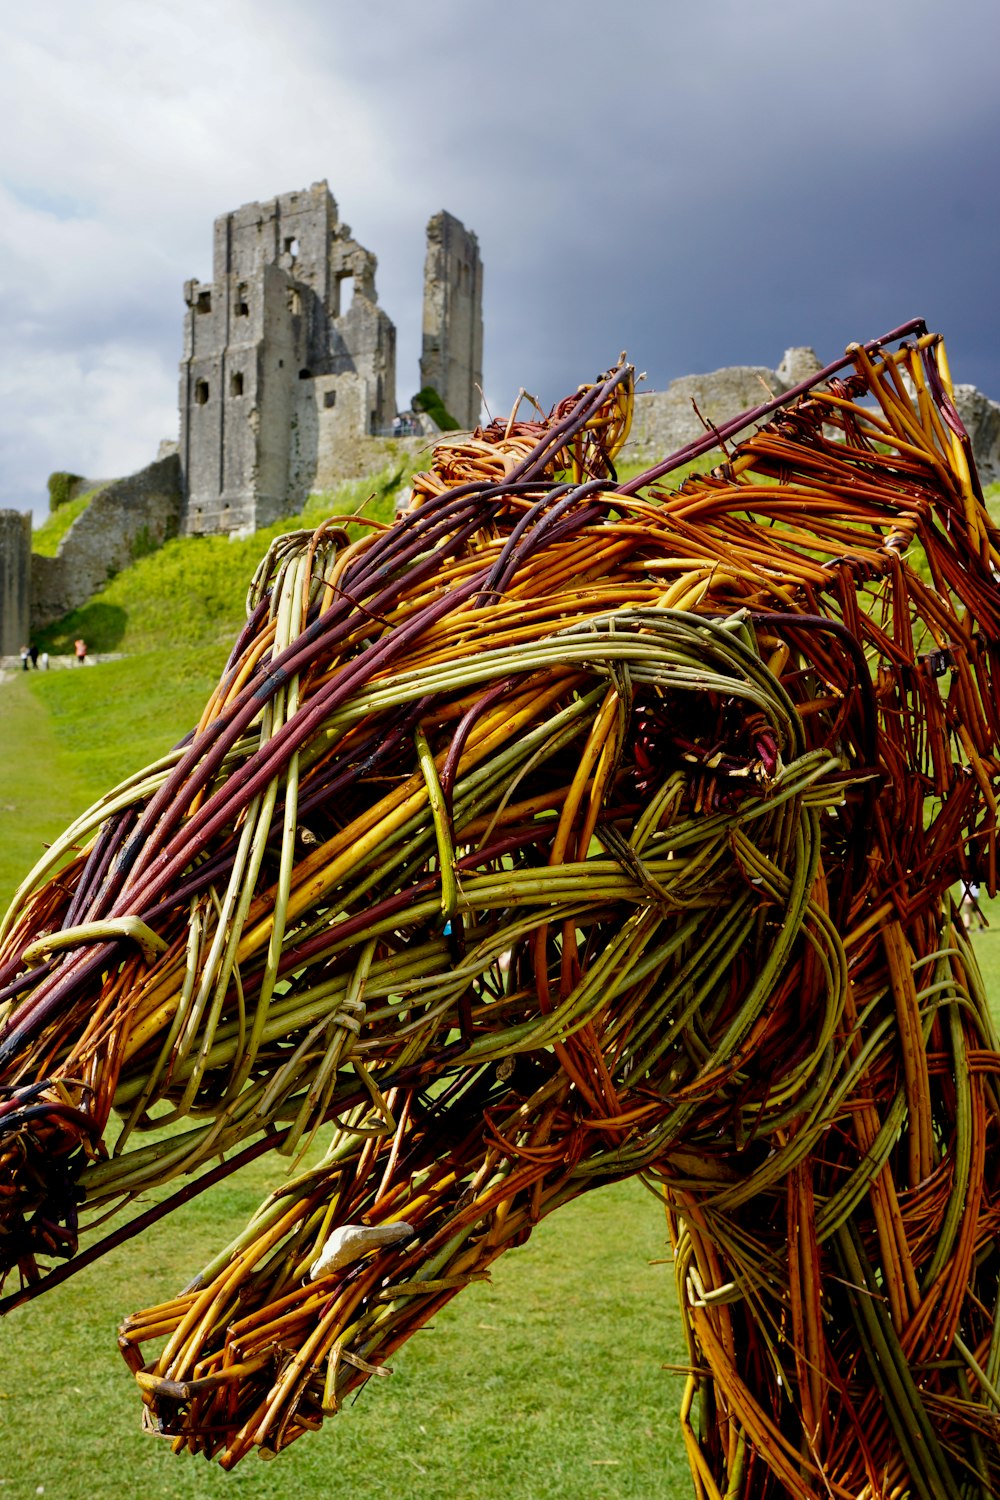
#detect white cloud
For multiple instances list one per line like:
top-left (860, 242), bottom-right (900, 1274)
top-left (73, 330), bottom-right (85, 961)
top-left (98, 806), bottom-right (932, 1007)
top-left (0, 340), bottom-right (177, 506)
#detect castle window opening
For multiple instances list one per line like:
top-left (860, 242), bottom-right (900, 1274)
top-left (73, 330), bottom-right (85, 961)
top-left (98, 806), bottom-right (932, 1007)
top-left (337, 273), bottom-right (354, 316)
top-left (299, 369), bottom-right (312, 381)
top-left (323, 390), bottom-right (337, 409)
top-left (235, 284), bottom-right (249, 317)
top-left (195, 379), bottom-right (210, 405)
top-left (284, 237), bottom-right (299, 260)
top-left (288, 288), bottom-right (302, 317)
top-left (196, 290), bottom-right (212, 314)
top-left (230, 372), bottom-right (244, 398)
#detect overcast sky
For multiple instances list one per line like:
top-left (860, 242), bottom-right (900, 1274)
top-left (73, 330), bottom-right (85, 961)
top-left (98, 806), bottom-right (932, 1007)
top-left (3, 0), bottom-right (999, 517)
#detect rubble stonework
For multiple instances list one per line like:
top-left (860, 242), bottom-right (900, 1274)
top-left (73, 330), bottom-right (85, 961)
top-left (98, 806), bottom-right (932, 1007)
top-left (419, 211), bottom-right (484, 430)
top-left (623, 347), bottom-right (824, 464)
top-left (0, 511), bottom-right (31, 656)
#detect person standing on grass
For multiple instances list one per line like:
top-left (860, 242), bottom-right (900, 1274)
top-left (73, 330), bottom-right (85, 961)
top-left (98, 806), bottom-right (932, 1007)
top-left (20, 645), bottom-right (29, 670)
top-left (74, 638), bottom-right (87, 666)
top-left (28, 645), bottom-right (38, 669)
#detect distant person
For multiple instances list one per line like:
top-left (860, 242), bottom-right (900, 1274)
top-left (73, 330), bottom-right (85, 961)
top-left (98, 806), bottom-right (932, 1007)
top-left (29, 644), bottom-right (38, 669)
top-left (20, 645), bottom-right (29, 671)
top-left (962, 882), bottom-right (988, 931)
top-left (74, 638), bottom-right (87, 666)
top-left (40, 651), bottom-right (49, 671)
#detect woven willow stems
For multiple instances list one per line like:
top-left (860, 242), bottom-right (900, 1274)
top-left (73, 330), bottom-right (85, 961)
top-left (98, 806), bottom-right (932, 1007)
top-left (2, 332), bottom-right (1000, 1493)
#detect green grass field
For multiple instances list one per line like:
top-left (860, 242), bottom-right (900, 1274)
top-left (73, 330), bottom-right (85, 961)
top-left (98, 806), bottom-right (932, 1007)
top-left (3, 463), bottom-right (1000, 1499)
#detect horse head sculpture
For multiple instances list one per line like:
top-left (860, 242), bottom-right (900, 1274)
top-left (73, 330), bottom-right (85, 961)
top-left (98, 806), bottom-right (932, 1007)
top-left (2, 321), bottom-right (999, 1496)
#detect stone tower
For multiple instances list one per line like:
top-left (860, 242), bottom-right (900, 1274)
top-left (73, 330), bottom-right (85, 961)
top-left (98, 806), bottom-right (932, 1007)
top-left (179, 182), bottom-right (397, 534)
top-left (419, 212), bottom-right (484, 430)
top-left (0, 510), bottom-right (31, 656)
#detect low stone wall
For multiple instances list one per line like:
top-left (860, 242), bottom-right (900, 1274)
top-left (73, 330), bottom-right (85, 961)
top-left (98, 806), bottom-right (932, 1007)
top-left (31, 454), bottom-right (183, 629)
top-left (621, 349), bottom-right (821, 469)
top-left (0, 651), bottom-right (123, 680)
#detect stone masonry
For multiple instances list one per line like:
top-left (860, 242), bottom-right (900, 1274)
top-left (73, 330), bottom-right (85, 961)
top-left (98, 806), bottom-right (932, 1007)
top-left (31, 455), bottom-right (182, 629)
top-left (179, 182), bottom-right (399, 535)
top-left (953, 385), bottom-right (1000, 485)
top-left (419, 211), bottom-right (484, 430)
top-left (622, 349), bottom-right (823, 465)
top-left (0, 511), bottom-right (31, 656)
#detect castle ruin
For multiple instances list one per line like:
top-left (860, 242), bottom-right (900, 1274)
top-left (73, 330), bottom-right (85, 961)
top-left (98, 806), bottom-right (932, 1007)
top-left (419, 212), bottom-right (484, 429)
top-left (9, 181), bottom-right (1000, 654)
top-left (179, 183), bottom-right (482, 535)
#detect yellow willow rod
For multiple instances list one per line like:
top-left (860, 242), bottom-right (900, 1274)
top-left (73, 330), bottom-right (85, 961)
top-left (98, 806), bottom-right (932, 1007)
top-left (296, 632), bottom-right (794, 748)
top-left (414, 726), bottom-right (457, 924)
top-left (851, 343), bottom-right (956, 497)
top-left (229, 549), bottom-right (309, 1099)
top-left (235, 671), bottom-right (589, 962)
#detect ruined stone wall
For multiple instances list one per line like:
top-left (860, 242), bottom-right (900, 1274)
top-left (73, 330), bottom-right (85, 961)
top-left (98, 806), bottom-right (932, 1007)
top-left (324, 289), bottom-right (396, 432)
top-left (0, 511), bottom-right (32, 656)
top-left (217, 183), bottom-right (340, 305)
top-left (29, 554), bottom-right (69, 630)
top-left (292, 373), bottom-right (358, 501)
top-left (179, 183), bottom-right (398, 536)
top-left (622, 349), bottom-right (823, 468)
top-left (420, 212), bottom-right (483, 429)
top-left (31, 455), bottom-right (182, 628)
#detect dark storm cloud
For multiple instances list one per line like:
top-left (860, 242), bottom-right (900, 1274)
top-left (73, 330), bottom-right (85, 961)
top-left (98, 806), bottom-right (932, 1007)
top-left (291, 0), bottom-right (1000, 402)
top-left (2, 0), bottom-right (999, 513)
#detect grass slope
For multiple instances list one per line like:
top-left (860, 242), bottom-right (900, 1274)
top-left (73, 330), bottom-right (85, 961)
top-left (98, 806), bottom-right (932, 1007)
top-left (30, 490), bottom-right (100, 558)
top-left (3, 465), bottom-right (415, 909)
top-left (33, 464), bottom-right (412, 659)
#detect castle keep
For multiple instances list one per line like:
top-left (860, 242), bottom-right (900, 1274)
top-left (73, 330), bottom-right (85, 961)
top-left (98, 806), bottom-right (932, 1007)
top-left (180, 183), bottom-right (483, 534)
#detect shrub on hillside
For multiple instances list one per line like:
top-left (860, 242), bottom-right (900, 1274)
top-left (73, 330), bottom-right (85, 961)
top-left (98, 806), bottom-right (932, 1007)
top-left (47, 471), bottom-right (85, 511)
top-left (412, 385), bottom-right (461, 431)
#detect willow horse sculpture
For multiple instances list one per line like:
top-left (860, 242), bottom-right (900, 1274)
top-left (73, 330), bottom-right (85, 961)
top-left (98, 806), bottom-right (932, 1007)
top-left (1, 321), bottom-right (999, 1497)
